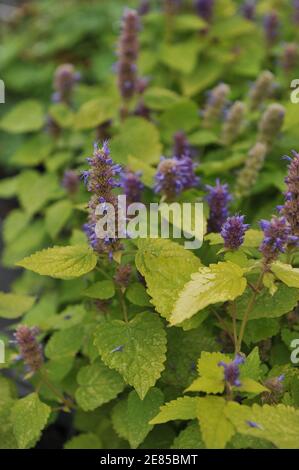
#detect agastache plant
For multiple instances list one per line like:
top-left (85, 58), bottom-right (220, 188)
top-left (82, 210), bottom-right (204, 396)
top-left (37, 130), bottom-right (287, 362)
top-left (280, 151), bottom-right (299, 237)
top-left (221, 215), bottom-right (249, 250)
top-left (241, 0), bottom-right (256, 21)
top-left (120, 169), bottom-right (144, 206)
top-left (155, 156), bottom-right (199, 200)
top-left (281, 43), bottom-right (298, 74)
top-left (259, 216), bottom-right (298, 268)
top-left (82, 141), bottom-right (123, 258)
top-left (62, 170), bottom-right (80, 196)
top-left (218, 355), bottom-right (245, 388)
top-left (258, 103), bottom-right (285, 147)
top-left (202, 83), bottom-right (230, 128)
top-left (52, 63), bottom-right (80, 104)
top-left (194, 0), bottom-right (214, 22)
top-left (117, 9), bottom-right (140, 118)
top-left (264, 11), bottom-right (280, 46)
top-left (221, 101), bottom-right (245, 145)
top-left (249, 70), bottom-right (274, 111)
top-left (235, 142), bottom-right (267, 198)
top-left (14, 326), bottom-right (43, 374)
top-left (293, 0), bottom-right (299, 24)
top-left (173, 131), bottom-right (191, 159)
top-left (206, 179), bottom-right (232, 233)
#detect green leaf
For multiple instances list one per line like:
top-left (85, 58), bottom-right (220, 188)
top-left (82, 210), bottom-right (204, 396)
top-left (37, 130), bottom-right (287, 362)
top-left (159, 99), bottom-right (199, 141)
top-left (94, 312), bottom-right (167, 399)
top-left (180, 62), bottom-right (223, 97)
top-left (48, 103), bottom-right (74, 128)
top-left (110, 117), bottom-right (161, 165)
top-left (0, 176), bottom-right (18, 198)
top-left (172, 422), bottom-right (205, 449)
top-left (112, 388), bottom-right (164, 448)
top-left (150, 396), bottom-right (199, 424)
top-left (3, 210), bottom-right (30, 244)
top-left (11, 393), bottom-right (50, 449)
top-left (83, 280), bottom-right (115, 300)
top-left (186, 351), bottom-right (229, 394)
top-left (244, 318), bottom-right (280, 345)
top-left (17, 171), bottom-right (63, 215)
top-left (225, 402), bottom-right (299, 449)
top-left (143, 87), bottom-right (180, 110)
top-left (171, 261), bottom-right (247, 325)
top-left (64, 433), bottom-right (102, 449)
top-left (126, 282), bottom-right (151, 307)
top-left (234, 281), bottom-right (299, 320)
top-left (45, 325), bottom-right (84, 359)
top-left (238, 378), bottom-right (268, 394)
top-left (45, 200), bottom-right (73, 239)
top-left (0, 292), bottom-right (35, 319)
top-left (135, 238), bottom-right (201, 320)
top-left (0, 100), bottom-right (44, 133)
top-left (127, 155), bottom-right (156, 187)
top-left (174, 14), bottom-right (206, 31)
top-left (271, 262), bottom-right (299, 288)
top-left (239, 347), bottom-right (262, 381)
top-left (160, 41), bottom-right (201, 74)
top-left (74, 98), bottom-right (115, 130)
top-left (16, 245), bottom-right (98, 279)
top-left (75, 359), bottom-right (125, 411)
top-left (11, 135), bottom-right (53, 167)
top-left (197, 396), bottom-right (235, 449)
top-left (127, 388), bottom-right (164, 448)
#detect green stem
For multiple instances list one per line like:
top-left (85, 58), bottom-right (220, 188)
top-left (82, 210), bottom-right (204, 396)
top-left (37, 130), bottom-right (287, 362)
top-left (231, 301), bottom-right (238, 354)
top-left (39, 370), bottom-right (74, 411)
top-left (236, 272), bottom-right (264, 353)
top-left (117, 288), bottom-right (129, 323)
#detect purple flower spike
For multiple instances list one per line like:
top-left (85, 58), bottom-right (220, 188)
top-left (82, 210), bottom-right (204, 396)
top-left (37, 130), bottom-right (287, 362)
top-left (14, 326), bottom-right (43, 373)
top-left (173, 131), bottom-right (192, 159)
top-left (221, 215), bottom-right (249, 250)
top-left (280, 151), bottom-right (299, 237)
top-left (117, 9), bottom-right (140, 101)
top-left (82, 141), bottom-right (123, 257)
top-left (206, 179), bottom-right (232, 233)
top-left (155, 156), bottom-right (199, 200)
top-left (241, 0), bottom-right (256, 21)
top-left (120, 170), bottom-right (144, 206)
top-left (293, 0), bottom-right (299, 24)
top-left (194, 0), bottom-right (214, 22)
top-left (264, 11), bottom-right (280, 46)
top-left (218, 354), bottom-right (245, 387)
top-left (259, 216), bottom-right (299, 267)
top-left (62, 170), bottom-right (80, 195)
top-left (52, 63), bottom-right (80, 104)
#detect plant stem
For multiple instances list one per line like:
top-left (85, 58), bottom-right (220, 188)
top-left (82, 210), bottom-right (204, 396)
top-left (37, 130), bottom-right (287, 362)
top-left (236, 272), bottom-right (264, 353)
top-left (117, 288), bottom-right (129, 323)
top-left (231, 301), bottom-right (238, 354)
top-left (39, 370), bottom-right (74, 411)
top-left (210, 307), bottom-right (234, 344)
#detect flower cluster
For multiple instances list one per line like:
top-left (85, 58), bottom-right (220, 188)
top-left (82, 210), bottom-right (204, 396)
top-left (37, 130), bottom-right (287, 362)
top-left (221, 215), bottom-right (249, 250)
top-left (264, 11), bottom-right (280, 46)
top-left (280, 151), bottom-right (299, 237)
top-left (52, 63), bottom-right (80, 104)
top-left (241, 0), bottom-right (256, 21)
top-left (218, 355), bottom-right (245, 387)
top-left (203, 83), bottom-right (230, 128)
top-left (281, 43), bottom-right (298, 74)
top-left (262, 374), bottom-right (285, 405)
top-left (82, 141), bottom-right (123, 257)
top-left (117, 9), bottom-right (139, 103)
top-left (206, 179), bottom-right (232, 233)
top-left (120, 169), bottom-right (144, 206)
top-left (258, 103), bottom-right (285, 147)
top-left (155, 156), bottom-right (199, 200)
top-left (235, 142), bottom-right (267, 198)
top-left (173, 131), bottom-right (191, 159)
top-left (259, 216), bottom-right (298, 267)
top-left (194, 0), bottom-right (214, 22)
top-left (221, 101), bottom-right (245, 145)
top-left (14, 326), bottom-right (43, 373)
top-left (249, 70), bottom-right (274, 111)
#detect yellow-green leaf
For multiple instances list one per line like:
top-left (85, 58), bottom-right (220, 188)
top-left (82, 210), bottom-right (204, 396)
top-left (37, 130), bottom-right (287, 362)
top-left (271, 261), bottom-right (299, 288)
